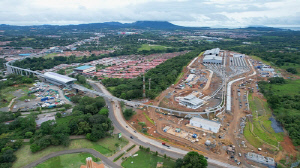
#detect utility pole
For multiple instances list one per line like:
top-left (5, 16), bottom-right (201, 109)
top-left (149, 78), bottom-right (151, 90)
top-left (143, 74), bottom-right (146, 98)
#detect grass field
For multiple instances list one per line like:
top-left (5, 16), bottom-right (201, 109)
top-left (18, 94), bottom-right (36, 101)
top-left (244, 93), bottom-right (284, 149)
top-left (34, 153), bottom-right (99, 168)
top-left (137, 44), bottom-right (167, 51)
top-left (280, 63), bottom-right (300, 76)
top-left (44, 53), bottom-right (58, 59)
top-left (0, 84), bottom-right (33, 108)
top-left (121, 150), bottom-right (176, 168)
top-left (13, 135), bottom-right (128, 168)
top-left (271, 79), bottom-right (300, 96)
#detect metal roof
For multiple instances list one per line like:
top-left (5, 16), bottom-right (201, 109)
top-left (190, 117), bottom-right (221, 128)
top-left (203, 55), bottom-right (223, 61)
top-left (74, 65), bottom-right (95, 70)
top-left (44, 72), bottom-right (76, 84)
top-left (182, 95), bottom-right (204, 106)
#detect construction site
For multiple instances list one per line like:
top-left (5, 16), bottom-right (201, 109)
top-left (125, 48), bottom-right (289, 168)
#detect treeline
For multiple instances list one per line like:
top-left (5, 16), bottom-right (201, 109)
top-left (0, 113), bottom-right (33, 168)
top-left (5, 36), bottom-right (75, 49)
top-left (13, 54), bottom-right (106, 71)
top-left (102, 49), bottom-right (201, 100)
top-left (258, 77), bottom-right (300, 146)
top-left (30, 96), bottom-right (112, 152)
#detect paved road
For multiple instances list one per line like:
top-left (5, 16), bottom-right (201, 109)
top-left (23, 148), bottom-right (121, 168)
top-left (89, 81), bottom-right (238, 168)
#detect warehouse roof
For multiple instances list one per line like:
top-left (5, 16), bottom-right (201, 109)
top-left (204, 48), bottom-right (220, 55)
top-left (190, 117), bottom-right (221, 128)
top-left (181, 95), bottom-right (204, 106)
top-left (44, 72), bottom-right (76, 84)
top-left (203, 55), bottom-right (223, 61)
top-left (74, 65), bottom-right (95, 70)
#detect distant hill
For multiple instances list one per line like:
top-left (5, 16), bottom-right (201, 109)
top-left (0, 21), bottom-right (210, 30)
top-left (0, 21), bottom-right (288, 31)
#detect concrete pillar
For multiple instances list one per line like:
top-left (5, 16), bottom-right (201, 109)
top-left (206, 113), bottom-right (209, 118)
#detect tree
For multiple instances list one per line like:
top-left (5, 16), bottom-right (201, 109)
top-left (287, 68), bottom-right (297, 74)
top-left (176, 151), bottom-right (207, 168)
top-left (56, 112), bottom-right (62, 118)
top-left (57, 69), bottom-right (65, 75)
top-left (123, 108), bottom-right (135, 120)
top-left (99, 107), bottom-right (109, 116)
top-left (63, 104), bottom-right (72, 110)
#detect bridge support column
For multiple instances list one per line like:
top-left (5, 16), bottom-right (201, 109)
top-left (206, 113), bottom-right (209, 119)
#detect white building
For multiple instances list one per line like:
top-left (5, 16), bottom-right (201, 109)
top-left (179, 94), bottom-right (204, 109)
top-left (203, 55), bottom-right (223, 64)
top-left (204, 48), bottom-right (220, 56)
top-left (246, 152), bottom-right (275, 167)
top-left (190, 117), bottom-right (221, 133)
top-left (261, 68), bottom-right (274, 72)
top-left (43, 72), bottom-right (76, 86)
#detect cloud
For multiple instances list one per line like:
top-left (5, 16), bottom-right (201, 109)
top-left (0, 0), bottom-right (299, 27)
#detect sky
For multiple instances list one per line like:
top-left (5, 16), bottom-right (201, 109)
top-left (0, 0), bottom-right (299, 27)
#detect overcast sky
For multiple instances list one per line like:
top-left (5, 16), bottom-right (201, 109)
top-left (0, 0), bottom-right (299, 27)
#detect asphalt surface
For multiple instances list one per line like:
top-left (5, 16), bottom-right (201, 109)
top-left (23, 148), bottom-right (121, 168)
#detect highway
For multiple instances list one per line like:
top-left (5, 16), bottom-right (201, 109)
top-left (89, 81), bottom-right (239, 168)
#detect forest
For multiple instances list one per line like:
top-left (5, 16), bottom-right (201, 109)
top-left (258, 78), bottom-right (300, 146)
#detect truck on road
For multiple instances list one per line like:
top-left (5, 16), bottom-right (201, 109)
top-left (162, 142), bottom-right (170, 148)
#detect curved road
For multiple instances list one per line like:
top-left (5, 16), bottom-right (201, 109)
top-left (89, 81), bottom-right (239, 168)
top-left (23, 148), bottom-right (122, 168)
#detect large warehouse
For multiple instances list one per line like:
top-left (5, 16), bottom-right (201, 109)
top-left (203, 55), bottom-right (223, 64)
top-left (43, 72), bottom-right (76, 86)
top-left (190, 117), bottom-right (221, 133)
top-left (204, 48), bottom-right (220, 56)
top-left (74, 66), bottom-right (96, 74)
top-left (179, 94), bottom-right (204, 109)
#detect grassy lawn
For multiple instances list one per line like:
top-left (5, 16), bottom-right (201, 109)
top-left (137, 44), bottom-right (167, 51)
top-left (44, 53), bottom-right (58, 59)
top-left (34, 153), bottom-right (99, 168)
top-left (13, 135), bottom-right (128, 168)
top-left (245, 93), bottom-right (284, 149)
top-left (174, 72), bottom-right (184, 84)
top-left (18, 94), bottom-right (36, 101)
top-left (280, 63), bottom-right (300, 76)
top-left (121, 150), bottom-right (176, 168)
top-left (244, 122), bottom-right (262, 148)
top-left (271, 79), bottom-right (300, 96)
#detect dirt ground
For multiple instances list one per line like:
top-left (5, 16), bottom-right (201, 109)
top-left (281, 136), bottom-right (297, 156)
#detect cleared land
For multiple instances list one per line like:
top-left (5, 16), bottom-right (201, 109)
top-left (244, 93), bottom-right (284, 149)
top-left (34, 152), bottom-right (98, 168)
top-left (121, 150), bottom-right (176, 168)
top-left (0, 84), bottom-right (33, 108)
top-left (137, 44), bottom-right (168, 51)
top-left (13, 135), bottom-right (128, 168)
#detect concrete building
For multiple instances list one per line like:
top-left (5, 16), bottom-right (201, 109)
top-left (246, 152), bottom-right (275, 168)
top-left (203, 55), bottom-right (223, 64)
top-left (204, 48), bottom-right (220, 56)
top-left (74, 65), bottom-right (96, 74)
top-left (43, 72), bottom-right (76, 86)
top-left (190, 117), bottom-right (221, 133)
top-left (261, 68), bottom-right (274, 72)
top-left (179, 94), bottom-right (204, 109)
